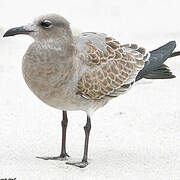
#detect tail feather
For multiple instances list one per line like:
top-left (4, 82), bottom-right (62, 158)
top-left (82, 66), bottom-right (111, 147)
top-left (136, 41), bottom-right (176, 81)
top-left (142, 64), bottom-right (175, 79)
top-left (169, 51), bottom-right (180, 58)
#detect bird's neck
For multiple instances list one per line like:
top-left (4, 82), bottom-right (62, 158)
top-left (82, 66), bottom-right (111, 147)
top-left (39, 32), bottom-right (74, 58)
top-left (23, 34), bottom-right (77, 89)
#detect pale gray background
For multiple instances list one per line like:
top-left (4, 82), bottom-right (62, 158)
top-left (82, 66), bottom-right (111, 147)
top-left (0, 0), bottom-right (180, 179)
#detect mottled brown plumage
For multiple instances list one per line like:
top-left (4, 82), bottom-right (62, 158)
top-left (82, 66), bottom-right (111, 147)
top-left (77, 33), bottom-right (149, 99)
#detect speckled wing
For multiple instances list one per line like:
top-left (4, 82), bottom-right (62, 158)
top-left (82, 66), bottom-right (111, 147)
top-left (76, 32), bottom-right (150, 100)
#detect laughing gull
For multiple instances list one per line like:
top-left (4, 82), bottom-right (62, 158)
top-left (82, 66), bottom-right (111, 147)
top-left (3, 14), bottom-right (177, 168)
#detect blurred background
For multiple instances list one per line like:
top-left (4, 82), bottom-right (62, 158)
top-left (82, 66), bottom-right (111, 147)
top-left (0, 0), bottom-right (180, 180)
top-left (1, 0), bottom-right (180, 44)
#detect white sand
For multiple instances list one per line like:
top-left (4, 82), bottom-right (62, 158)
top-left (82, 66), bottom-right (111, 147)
top-left (0, 0), bottom-right (180, 179)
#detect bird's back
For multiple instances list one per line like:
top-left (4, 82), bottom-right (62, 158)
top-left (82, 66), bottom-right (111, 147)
top-left (75, 32), bottom-right (150, 100)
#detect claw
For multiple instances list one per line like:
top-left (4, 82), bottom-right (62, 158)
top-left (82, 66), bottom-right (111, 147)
top-left (66, 161), bottom-right (88, 168)
top-left (36, 153), bottom-right (70, 161)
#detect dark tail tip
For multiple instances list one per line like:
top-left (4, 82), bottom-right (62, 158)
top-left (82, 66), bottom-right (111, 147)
top-left (136, 41), bottom-right (176, 81)
top-left (143, 64), bottom-right (176, 79)
top-left (169, 51), bottom-right (180, 58)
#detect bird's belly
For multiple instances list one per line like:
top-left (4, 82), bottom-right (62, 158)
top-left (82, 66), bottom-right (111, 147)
top-left (22, 61), bottom-right (110, 113)
top-left (24, 80), bottom-right (79, 110)
top-left (22, 60), bottom-right (85, 111)
top-left (23, 73), bottom-right (104, 112)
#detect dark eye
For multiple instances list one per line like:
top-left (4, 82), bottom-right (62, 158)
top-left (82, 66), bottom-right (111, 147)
top-left (40, 20), bottom-right (52, 28)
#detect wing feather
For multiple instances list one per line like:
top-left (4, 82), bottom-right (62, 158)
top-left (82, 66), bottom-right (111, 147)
top-left (76, 33), bottom-right (150, 100)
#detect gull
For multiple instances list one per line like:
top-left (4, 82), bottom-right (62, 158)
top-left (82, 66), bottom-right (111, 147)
top-left (3, 14), bottom-right (178, 168)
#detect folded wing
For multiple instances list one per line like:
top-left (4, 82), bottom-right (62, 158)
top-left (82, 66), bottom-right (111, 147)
top-left (76, 32), bottom-right (150, 100)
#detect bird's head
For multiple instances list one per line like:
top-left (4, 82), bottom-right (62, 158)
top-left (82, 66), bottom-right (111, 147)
top-left (3, 14), bottom-right (72, 42)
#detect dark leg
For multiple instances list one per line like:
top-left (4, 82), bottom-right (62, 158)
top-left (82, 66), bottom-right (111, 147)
top-left (36, 110), bottom-right (70, 161)
top-left (59, 110), bottom-right (70, 159)
top-left (66, 115), bottom-right (91, 168)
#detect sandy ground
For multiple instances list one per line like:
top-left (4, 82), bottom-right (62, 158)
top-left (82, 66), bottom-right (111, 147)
top-left (0, 0), bottom-right (180, 179)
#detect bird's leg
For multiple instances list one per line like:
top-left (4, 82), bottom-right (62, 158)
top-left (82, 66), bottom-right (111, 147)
top-left (59, 110), bottom-right (70, 159)
top-left (36, 110), bottom-right (70, 161)
top-left (66, 115), bottom-right (91, 168)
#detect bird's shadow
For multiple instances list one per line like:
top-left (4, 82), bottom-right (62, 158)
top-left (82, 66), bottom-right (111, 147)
top-left (135, 80), bottom-right (154, 86)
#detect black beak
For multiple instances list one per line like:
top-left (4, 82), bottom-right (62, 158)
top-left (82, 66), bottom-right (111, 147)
top-left (3, 26), bottom-right (34, 37)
